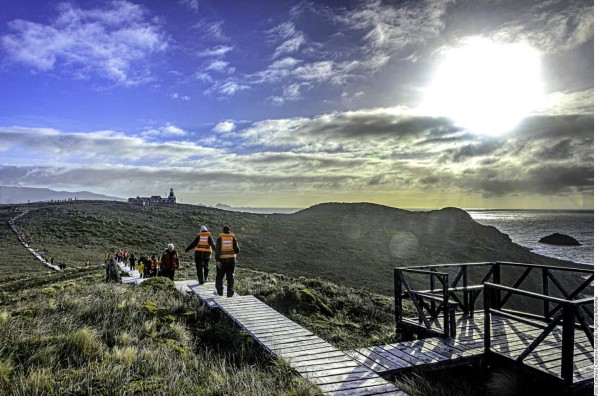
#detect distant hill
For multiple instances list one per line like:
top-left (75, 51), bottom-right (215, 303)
top-left (0, 186), bottom-right (124, 204)
top-left (11, 200), bottom-right (583, 295)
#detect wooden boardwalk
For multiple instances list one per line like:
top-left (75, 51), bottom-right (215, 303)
top-left (8, 210), bottom-right (61, 271)
top-left (349, 313), bottom-right (594, 387)
top-left (187, 283), bottom-right (407, 396)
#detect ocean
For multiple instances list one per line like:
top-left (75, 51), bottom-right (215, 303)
top-left (468, 210), bottom-right (593, 266)
top-left (220, 206), bottom-right (594, 266)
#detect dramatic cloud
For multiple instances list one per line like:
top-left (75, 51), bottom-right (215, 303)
top-left (492, 0), bottom-right (593, 53)
top-left (1, 1), bottom-right (167, 85)
top-left (0, 104), bottom-right (593, 206)
top-left (538, 89), bottom-right (594, 116)
top-left (334, 0), bottom-right (451, 56)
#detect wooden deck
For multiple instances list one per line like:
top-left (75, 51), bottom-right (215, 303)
top-left (350, 312), bottom-right (594, 386)
top-left (187, 282), bottom-right (407, 396)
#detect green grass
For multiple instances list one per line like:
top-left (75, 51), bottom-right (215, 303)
top-left (0, 276), bottom-right (320, 395)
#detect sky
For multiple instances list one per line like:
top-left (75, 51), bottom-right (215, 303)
top-left (0, 0), bottom-right (594, 209)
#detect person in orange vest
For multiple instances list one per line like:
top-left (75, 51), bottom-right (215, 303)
top-left (148, 254), bottom-right (158, 277)
top-left (185, 225), bottom-right (216, 284)
top-left (214, 226), bottom-right (240, 297)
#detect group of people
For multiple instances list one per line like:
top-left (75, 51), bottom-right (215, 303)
top-left (185, 225), bottom-right (240, 298)
top-left (104, 244), bottom-right (181, 282)
top-left (102, 225), bottom-right (240, 297)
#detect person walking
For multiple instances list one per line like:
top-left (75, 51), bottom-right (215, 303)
top-left (129, 253), bottom-right (136, 271)
top-left (136, 255), bottom-right (146, 278)
top-left (147, 254), bottom-right (158, 277)
top-left (185, 225), bottom-right (216, 284)
top-left (159, 244), bottom-right (180, 281)
top-left (215, 226), bottom-right (240, 297)
top-left (105, 253), bottom-right (121, 283)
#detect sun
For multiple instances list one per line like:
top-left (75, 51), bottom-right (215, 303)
top-left (421, 38), bottom-right (544, 136)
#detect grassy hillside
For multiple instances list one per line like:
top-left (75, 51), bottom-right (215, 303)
top-left (10, 200), bottom-right (578, 295)
top-left (0, 203), bottom-right (587, 395)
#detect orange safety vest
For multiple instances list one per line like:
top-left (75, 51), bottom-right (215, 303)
top-left (195, 231), bottom-right (212, 252)
top-left (219, 233), bottom-right (236, 259)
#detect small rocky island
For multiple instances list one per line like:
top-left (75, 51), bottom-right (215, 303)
top-left (539, 233), bottom-right (581, 246)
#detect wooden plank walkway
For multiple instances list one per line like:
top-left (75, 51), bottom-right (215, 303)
top-left (188, 282), bottom-right (408, 396)
top-left (349, 313), bottom-right (594, 386)
top-left (8, 210), bottom-right (61, 271)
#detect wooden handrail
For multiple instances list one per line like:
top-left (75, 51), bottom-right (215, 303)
top-left (495, 261), bottom-right (593, 274)
top-left (397, 268), bottom-right (449, 276)
top-left (395, 261), bottom-right (593, 273)
top-left (483, 282), bottom-right (574, 304)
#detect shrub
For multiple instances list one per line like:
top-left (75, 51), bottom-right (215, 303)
top-left (61, 327), bottom-right (104, 366)
top-left (111, 346), bottom-right (138, 367)
top-left (140, 277), bottom-right (175, 292)
top-left (0, 359), bottom-right (13, 387)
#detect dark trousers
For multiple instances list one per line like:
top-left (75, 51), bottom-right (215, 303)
top-left (159, 269), bottom-right (175, 280)
top-left (215, 258), bottom-right (235, 297)
top-left (194, 251), bottom-right (211, 284)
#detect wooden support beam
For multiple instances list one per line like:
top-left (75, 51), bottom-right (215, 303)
top-left (561, 303), bottom-right (575, 386)
top-left (516, 306), bottom-right (563, 363)
top-left (499, 267), bottom-right (532, 309)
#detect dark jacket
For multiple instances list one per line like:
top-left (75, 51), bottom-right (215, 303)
top-left (160, 249), bottom-right (180, 270)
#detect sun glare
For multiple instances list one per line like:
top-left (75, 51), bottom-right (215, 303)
top-left (421, 38), bottom-right (544, 136)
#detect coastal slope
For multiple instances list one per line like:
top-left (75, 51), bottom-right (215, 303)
top-left (12, 200), bottom-right (578, 294)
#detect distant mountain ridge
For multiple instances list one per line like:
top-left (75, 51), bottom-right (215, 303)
top-left (0, 186), bottom-right (124, 204)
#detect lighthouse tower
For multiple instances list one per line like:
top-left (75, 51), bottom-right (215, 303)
top-left (167, 188), bottom-right (176, 204)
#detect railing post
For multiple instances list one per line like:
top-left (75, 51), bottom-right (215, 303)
top-left (492, 262), bottom-right (501, 309)
top-left (483, 284), bottom-right (491, 353)
top-left (430, 266), bottom-right (435, 315)
top-left (463, 264), bottom-right (469, 315)
top-left (443, 274), bottom-right (449, 337)
top-left (561, 302), bottom-right (575, 386)
top-left (394, 268), bottom-right (403, 333)
top-left (542, 268), bottom-right (549, 320)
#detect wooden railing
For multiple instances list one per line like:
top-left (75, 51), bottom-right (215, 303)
top-left (483, 283), bottom-right (594, 386)
top-left (395, 262), bottom-right (594, 337)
